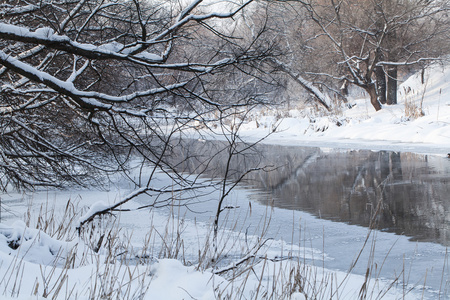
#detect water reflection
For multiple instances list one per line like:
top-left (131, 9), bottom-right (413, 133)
top-left (259, 148), bottom-right (450, 245)
top-left (173, 140), bottom-right (450, 246)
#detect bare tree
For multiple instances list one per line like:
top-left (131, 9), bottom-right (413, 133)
top-left (275, 0), bottom-right (450, 111)
top-left (0, 0), bottom-right (277, 225)
top-left (244, 1), bottom-right (335, 111)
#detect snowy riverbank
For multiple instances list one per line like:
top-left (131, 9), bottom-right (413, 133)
top-left (237, 63), bottom-right (450, 155)
top-left (0, 65), bottom-right (449, 299)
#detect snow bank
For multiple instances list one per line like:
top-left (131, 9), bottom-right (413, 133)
top-left (0, 221), bottom-right (82, 266)
top-left (233, 64), bottom-right (450, 155)
top-left (0, 192), bottom-right (435, 299)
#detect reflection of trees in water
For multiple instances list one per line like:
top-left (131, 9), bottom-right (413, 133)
top-left (252, 148), bottom-right (450, 246)
top-left (371, 152), bottom-right (450, 245)
top-left (171, 140), bottom-right (450, 246)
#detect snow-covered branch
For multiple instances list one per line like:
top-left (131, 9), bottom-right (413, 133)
top-left (269, 59), bottom-right (331, 111)
top-left (377, 57), bottom-right (444, 66)
top-left (0, 0), bottom-right (272, 192)
top-left (0, 23), bottom-right (164, 63)
top-left (78, 187), bottom-right (150, 228)
top-left (0, 50), bottom-right (191, 109)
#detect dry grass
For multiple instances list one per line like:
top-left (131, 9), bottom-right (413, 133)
top-left (402, 85), bottom-right (426, 120)
top-left (0, 194), bottom-right (435, 299)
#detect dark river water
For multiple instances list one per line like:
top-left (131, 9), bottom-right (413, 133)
top-left (136, 138), bottom-right (450, 297)
top-left (173, 139), bottom-right (450, 246)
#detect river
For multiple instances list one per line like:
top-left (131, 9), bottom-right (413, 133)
top-left (164, 139), bottom-right (450, 297)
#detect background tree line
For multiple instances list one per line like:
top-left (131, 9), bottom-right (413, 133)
top-left (268, 0), bottom-right (450, 111)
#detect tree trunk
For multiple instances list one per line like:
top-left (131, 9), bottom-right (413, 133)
top-left (366, 83), bottom-right (382, 111)
top-left (375, 66), bottom-right (387, 104)
top-left (387, 65), bottom-right (398, 105)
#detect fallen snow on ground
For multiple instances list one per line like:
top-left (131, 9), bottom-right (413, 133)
top-left (237, 63), bottom-right (450, 155)
top-left (0, 197), bottom-right (432, 300)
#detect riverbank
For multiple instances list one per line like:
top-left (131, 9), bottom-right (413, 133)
top-left (234, 63), bottom-right (450, 156)
top-left (0, 65), bottom-right (449, 299)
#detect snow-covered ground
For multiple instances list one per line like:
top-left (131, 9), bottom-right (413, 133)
top-left (2, 173), bottom-right (445, 300)
top-left (238, 63), bottom-right (450, 156)
top-left (0, 65), bottom-right (449, 299)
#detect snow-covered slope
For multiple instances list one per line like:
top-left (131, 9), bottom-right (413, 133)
top-left (238, 63), bottom-right (450, 155)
